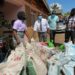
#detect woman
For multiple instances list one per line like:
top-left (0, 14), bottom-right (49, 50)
top-left (13, 11), bottom-right (30, 46)
top-left (65, 8), bottom-right (75, 44)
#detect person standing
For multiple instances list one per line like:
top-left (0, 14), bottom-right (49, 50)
top-left (65, 8), bottom-right (75, 44)
top-left (33, 14), bottom-right (49, 42)
top-left (13, 11), bottom-right (30, 46)
top-left (48, 11), bottom-right (59, 45)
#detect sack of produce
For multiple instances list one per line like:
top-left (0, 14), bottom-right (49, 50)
top-left (28, 52), bottom-right (47, 75)
top-left (0, 43), bottom-right (26, 75)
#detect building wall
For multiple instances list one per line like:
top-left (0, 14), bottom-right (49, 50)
top-left (6, 0), bottom-right (25, 7)
top-left (0, 0), bottom-right (49, 24)
top-left (24, 0), bottom-right (50, 26)
top-left (0, 0), bottom-right (25, 21)
top-left (0, 0), bottom-right (50, 40)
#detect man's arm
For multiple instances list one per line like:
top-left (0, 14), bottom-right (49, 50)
top-left (48, 16), bottom-right (51, 24)
top-left (31, 21), bottom-right (38, 38)
top-left (24, 31), bottom-right (31, 42)
top-left (46, 19), bottom-right (50, 34)
top-left (13, 29), bottom-right (20, 45)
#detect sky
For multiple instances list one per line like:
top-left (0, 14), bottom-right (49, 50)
top-left (47, 0), bottom-right (75, 13)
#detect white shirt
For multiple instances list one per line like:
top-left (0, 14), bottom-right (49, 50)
top-left (13, 19), bottom-right (27, 32)
top-left (34, 18), bottom-right (49, 32)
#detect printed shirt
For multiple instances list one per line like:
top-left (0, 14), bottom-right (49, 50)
top-left (67, 16), bottom-right (75, 31)
top-left (48, 15), bottom-right (59, 30)
top-left (34, 18), bottom-right (49, 32)
top-left (13, 19), bottom-right (27, 32)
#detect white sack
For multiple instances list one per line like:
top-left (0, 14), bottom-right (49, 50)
top-left (64, 41), bottom-right (75, 56)
top-left (0, 43), bottom-right (26, 75)
top-left (29, 52), bottom-right (47, 75)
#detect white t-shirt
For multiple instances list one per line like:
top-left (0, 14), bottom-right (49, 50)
top-left (13, 19), bottom-right (27, 32)
top-left (34, 18), bottom-right (49, 32)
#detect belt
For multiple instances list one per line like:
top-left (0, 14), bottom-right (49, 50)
top-left (17, 31), bottom-right (24, 32)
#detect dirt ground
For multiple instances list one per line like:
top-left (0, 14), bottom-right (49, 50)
top-left (55, 34), bottom-right (65, 44)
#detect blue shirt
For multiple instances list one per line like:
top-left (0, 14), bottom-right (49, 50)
top-left (48, 15), bottom-right (59, 30)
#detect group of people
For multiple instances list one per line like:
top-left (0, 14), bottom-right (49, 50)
top-left (33, 11), bottom-right (59, 44)
top-left (12, 8), bottom-right (75, 47)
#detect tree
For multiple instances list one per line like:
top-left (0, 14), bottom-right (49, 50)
top-left (64, 12), bottom-right (70, 17)
top-left (49, 3), bottom-right (62, 14)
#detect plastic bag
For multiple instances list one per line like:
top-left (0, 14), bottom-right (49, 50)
top-left (64, 41), bottom-right (75, 56)
top-left (26, 57), bottom-right (36, 75)
top-left (63, 64), bottom-right (74, 75)
top-left (58, 44), bottom-right (65, 52)
top-left (48, 63), bottom-right (60, 75)
top-left (47, 40), bottom-right (54, 48)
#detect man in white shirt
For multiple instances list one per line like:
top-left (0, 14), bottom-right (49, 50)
top-left (33, 14), bottom-right (49, 42)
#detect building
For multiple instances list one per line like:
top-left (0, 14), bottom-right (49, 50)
top-left (0, 0), bottom-right (25, 21)
top-left (0, 0), bottom-right (50, 39)
top-left (24, 0), bottom-right (50, 27)
top-left (0, 0), bottom-right (50, 24)
top-left (24, 0), bottom-right (50, 38)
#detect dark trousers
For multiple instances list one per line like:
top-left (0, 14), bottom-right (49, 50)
top-left (65, 30), bottom-right (75, 43)
top-left (38, 32), bottom-right (47, 42)
top-left (50, 30), bottom-right (56, 44)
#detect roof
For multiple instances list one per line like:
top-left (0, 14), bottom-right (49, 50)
top-left (42, 0), bottom-right (51, 13)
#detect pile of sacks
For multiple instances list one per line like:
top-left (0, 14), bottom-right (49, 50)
top-left (47, 41), bottom-right (75, 75)
top-left (0, 38), bottom-right (55, 75)
top-left (26, 39), bottom-right (75, 75)
top-left (0, 37), bottom-right (75, 75)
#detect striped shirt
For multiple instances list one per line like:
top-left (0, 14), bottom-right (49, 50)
top-left (67, 16), bottom-right (75, 31)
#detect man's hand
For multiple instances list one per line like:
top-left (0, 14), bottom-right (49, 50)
top-left (47, 28), bottom-right (50, 34)
top-left (17, 40), bottom-right (20, 45)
